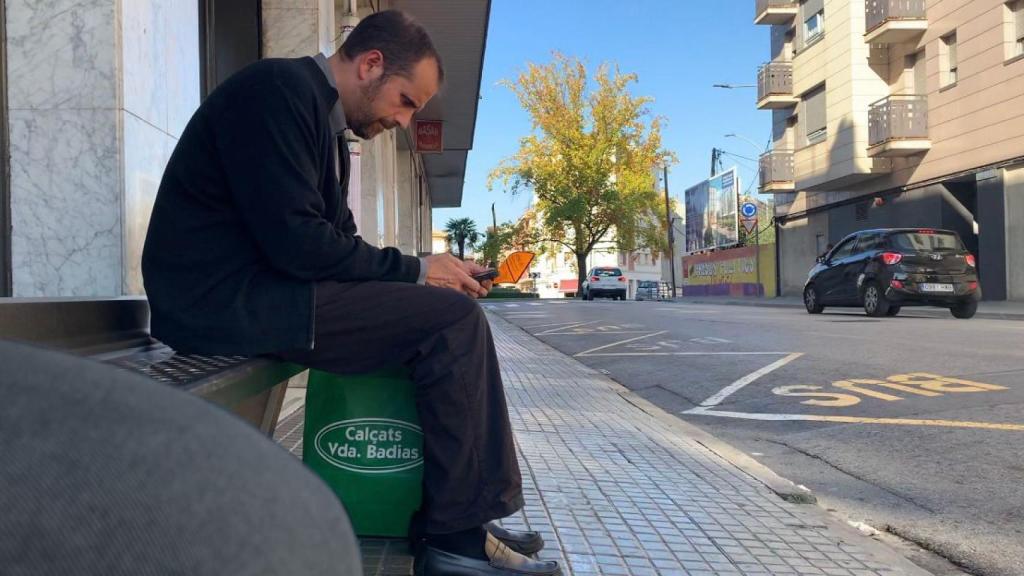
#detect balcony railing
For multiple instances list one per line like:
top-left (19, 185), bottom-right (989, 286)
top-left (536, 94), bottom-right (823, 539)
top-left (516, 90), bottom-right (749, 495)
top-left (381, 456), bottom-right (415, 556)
top-left (866, 0), bottom-right (926, 36)
top-left (868, 95), bottom-right (930, 156)
top-left (755, 0), bottom-right (799, 25)
top-left (759, 150), bottom-right (795, 191)
top-left (757, 62), bottom-right (796, 108)
top-left (869, 95), bottom-right (927, 144)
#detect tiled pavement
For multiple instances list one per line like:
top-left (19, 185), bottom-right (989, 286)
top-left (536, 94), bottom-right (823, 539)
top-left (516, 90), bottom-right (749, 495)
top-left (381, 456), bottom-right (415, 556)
top-left (274, 312), bottom-right (931, 576)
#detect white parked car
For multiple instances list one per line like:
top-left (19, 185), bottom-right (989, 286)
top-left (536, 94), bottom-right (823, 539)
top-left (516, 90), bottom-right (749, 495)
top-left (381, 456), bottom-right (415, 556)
top-left (582, 267), bottom-right (627, 301)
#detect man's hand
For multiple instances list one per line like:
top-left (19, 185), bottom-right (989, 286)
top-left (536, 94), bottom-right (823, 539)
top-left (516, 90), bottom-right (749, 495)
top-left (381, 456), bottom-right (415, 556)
top-left (461, 260), bottom-right (495, 293)
top-left (423, 254), bottom-right (488, 298)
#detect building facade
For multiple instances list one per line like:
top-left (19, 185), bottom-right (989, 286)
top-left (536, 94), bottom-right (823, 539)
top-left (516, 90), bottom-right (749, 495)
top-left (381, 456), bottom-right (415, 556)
top-left (755, 0), bottom-right (1024, 299)
top-left (0, 0), bottom-right (489, 298)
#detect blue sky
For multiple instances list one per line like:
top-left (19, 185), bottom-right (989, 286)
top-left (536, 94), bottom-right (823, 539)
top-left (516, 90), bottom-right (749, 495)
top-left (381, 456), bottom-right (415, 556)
top-left (431, 0), bottom-right (772, 233)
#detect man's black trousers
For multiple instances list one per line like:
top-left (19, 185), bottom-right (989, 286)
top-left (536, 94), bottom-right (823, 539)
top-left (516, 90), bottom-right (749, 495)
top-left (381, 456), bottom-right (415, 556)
top-left (279, 281), bottom-right (524, 534)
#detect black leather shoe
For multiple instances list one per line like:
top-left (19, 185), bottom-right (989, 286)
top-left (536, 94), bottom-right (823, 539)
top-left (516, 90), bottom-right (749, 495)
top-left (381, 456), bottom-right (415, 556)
top-left (484, 521), bottom-right (545, 556)
top-left (415, 533), bottom-right (561, 576)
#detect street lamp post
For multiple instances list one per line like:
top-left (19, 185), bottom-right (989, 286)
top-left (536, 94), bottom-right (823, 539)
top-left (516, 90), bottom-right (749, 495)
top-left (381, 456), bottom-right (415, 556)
top-left (662, 166), bottom-right (676, 299)
top-left (725, 133), bottom-right (769, 154)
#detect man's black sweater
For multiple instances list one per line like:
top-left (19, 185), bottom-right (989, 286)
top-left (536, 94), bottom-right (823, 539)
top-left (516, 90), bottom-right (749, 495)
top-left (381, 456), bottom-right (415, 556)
top-left (142, 57), bottom-right (420, 355)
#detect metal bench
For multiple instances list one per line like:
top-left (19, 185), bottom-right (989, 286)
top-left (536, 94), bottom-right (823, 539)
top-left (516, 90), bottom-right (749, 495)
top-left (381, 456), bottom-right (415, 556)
top-left (0, 297), bottom-right (305, 435)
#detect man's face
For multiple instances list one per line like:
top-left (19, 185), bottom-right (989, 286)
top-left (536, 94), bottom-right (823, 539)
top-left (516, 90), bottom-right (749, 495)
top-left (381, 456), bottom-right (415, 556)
top-left (348, 54), bottom-right (439, 140)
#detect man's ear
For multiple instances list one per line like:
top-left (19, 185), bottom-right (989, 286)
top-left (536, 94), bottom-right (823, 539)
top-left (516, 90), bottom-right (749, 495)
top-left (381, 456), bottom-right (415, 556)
top-left (357, 49), bottom-right (385, 82)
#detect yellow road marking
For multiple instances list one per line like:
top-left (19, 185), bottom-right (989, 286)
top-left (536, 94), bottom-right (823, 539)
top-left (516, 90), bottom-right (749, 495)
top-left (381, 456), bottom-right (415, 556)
top-left (807, 415), bottom-right (1024, 431)
top-left (833, 380), bottom-right (905, 401)
top-left (849, 378), bottom-right (944, 397)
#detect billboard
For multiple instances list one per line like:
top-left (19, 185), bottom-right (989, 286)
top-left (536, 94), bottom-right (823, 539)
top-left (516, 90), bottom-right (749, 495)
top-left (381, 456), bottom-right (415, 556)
top-left (684, 168), bottom-right (739, 253)
top-left (681, 244), bottom-right (776, 297)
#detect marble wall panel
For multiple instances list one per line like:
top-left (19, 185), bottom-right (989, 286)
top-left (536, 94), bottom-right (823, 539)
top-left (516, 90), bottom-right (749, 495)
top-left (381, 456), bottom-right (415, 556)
top-left (5, 0), bottom-right (116, 110)
top-left (121, 0), bottom-right (166, 130)
top-left (262, 7), bottom-right (319, 57)
top-left (9, 109), bottom-right (121, 296)
top-left (263, 0), bottom-right (315, 8)
top-left (165, 0), bottom-right (200, 138)
top-left (122, 112), bottom-right (173, 295)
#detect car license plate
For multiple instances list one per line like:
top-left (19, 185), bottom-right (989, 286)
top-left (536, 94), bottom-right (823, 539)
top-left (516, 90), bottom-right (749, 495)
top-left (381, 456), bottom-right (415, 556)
top-left (920, 283), bottom-right (954, 293)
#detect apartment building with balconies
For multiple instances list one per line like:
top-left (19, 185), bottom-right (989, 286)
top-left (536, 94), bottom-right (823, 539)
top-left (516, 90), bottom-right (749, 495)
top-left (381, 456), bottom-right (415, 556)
top-left (754, 0), bottom-right (1024, 300)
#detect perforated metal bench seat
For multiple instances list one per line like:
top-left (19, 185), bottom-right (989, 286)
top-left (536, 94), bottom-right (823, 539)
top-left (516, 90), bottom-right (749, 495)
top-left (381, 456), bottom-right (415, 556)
top-left (0, 297), bottom-right (304, 433)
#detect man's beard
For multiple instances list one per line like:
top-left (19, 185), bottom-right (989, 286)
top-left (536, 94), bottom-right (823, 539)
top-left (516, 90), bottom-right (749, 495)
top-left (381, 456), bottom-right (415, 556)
top-left (348, 80), bottom-right (388, 140)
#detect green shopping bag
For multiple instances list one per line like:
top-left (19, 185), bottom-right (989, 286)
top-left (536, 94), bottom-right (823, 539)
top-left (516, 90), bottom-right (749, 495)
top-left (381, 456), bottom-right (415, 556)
top-left (302, 367), bottom-right (423, 537)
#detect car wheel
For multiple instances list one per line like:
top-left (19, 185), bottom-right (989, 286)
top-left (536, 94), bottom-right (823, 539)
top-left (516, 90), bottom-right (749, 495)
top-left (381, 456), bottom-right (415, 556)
top-left (886, 306), bottom-right (901, 317)
top-left (862, 282), bottom-right (890, 317)
top-left (951, 300), bottom-right (977, 319)
top-left (803, 285), bottom-right (824, 314)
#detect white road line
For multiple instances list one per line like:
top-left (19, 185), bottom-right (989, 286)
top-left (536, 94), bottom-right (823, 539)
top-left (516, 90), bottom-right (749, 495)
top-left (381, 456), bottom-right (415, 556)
top-left (691, 336), bottom-right (732, 344)
top-left (524, 320), bottom-right (589, 329)
top-left (504, 303), bottom-right (520, 308)
top-left (656, 308), bottom-right (717, 313)
top-left (534, 321), bottom-right (599, 335)
top-left (685, 407), bottom-right (816, 420)
top-left (574, 331), bottom-right (668, 357)
top-left (583, 351), bottom-right (793, 357)
top-left (544, 330), bottom-right (651, 336)
top-left (697, 353), bottom-right (804, 408)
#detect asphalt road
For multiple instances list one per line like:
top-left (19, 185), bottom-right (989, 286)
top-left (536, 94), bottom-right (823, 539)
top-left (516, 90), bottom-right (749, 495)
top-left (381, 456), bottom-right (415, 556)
top-left (485, 298), bottom-right (1024, 576)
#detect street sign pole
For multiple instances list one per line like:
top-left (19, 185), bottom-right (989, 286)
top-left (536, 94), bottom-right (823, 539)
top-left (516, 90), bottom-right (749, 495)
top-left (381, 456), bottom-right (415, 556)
top-left (755, 223), bottom-right (761, 296)
top-left (740, 201), bottom-right (762, 297)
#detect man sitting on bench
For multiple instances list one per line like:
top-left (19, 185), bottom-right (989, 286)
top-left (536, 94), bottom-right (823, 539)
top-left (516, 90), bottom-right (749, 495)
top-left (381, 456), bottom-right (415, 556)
top-left (141, 9), bottom-right (559, 576)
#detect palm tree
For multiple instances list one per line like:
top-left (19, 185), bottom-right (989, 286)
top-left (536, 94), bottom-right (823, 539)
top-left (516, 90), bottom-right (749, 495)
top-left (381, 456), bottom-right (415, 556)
top-left (444, 217), bottom-right (480, 261)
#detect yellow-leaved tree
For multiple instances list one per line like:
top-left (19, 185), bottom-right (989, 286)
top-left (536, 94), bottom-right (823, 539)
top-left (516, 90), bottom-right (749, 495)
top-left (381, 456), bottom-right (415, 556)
top-left (488, 53), bottom-right (675, 290)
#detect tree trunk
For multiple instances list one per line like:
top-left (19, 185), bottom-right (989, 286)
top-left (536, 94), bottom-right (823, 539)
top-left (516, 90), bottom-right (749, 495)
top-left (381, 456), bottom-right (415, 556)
top-left (576, 252), bottom-right (589, 299)
top-left (457, 239), bottom-right (465, 260)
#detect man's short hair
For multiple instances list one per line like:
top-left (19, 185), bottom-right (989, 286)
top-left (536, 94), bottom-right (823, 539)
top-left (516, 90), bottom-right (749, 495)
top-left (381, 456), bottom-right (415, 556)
top-left (341, 10), bottom-right (444, 84)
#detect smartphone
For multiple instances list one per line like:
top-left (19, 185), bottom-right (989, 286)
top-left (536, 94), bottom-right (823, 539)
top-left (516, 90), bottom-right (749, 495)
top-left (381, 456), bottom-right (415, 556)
top-left (471, 269), bottom-right (499, 282)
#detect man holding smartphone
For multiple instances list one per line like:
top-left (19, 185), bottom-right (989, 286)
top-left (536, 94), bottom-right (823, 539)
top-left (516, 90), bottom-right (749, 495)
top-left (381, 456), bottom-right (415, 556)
top-left (142, 10), bottom-right (558, 576)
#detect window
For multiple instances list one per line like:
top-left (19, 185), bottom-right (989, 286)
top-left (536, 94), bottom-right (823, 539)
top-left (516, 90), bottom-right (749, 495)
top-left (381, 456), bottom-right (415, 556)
top-left (855, 233), bottom-right (883, 253)
top-left (199, 0), bottom-right (262, 98)
top-left (1009, 1), bottom-right (1024, 59)
top-left (805, 11), bottom-right (823, 42)
top-left (829, 239), bottom-right (857, 261)
top-left (803, 84), bottom-right (827, 145)
top-left (942, 33), bottom-right (959, 86)
top-left (798, 0), bottom-right (824, 51)
top-left (889, 231), bottom-right (965, 252)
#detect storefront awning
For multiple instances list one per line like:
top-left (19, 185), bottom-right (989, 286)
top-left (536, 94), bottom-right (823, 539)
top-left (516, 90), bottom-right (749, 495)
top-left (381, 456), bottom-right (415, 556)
top-left (393, 0), bottom-right (491, 208)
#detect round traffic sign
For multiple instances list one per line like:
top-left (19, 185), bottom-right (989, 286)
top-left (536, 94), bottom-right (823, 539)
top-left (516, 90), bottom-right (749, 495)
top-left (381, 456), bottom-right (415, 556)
top-left (741, 202), bottom-right (757, 218)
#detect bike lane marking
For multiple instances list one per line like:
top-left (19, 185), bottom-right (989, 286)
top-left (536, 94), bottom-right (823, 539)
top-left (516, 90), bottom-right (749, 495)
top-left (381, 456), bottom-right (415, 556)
top-left (684, 359), bottom-right (1024, 431)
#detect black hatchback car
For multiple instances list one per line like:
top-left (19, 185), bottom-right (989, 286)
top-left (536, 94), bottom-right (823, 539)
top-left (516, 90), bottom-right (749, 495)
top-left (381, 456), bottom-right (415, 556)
top-left (804, 228), bottom-right (981, 318)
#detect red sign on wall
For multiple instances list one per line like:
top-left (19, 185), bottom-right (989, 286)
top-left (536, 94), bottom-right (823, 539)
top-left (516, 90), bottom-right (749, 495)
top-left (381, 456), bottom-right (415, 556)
top-left (415, 120), bottom-right (443, 154)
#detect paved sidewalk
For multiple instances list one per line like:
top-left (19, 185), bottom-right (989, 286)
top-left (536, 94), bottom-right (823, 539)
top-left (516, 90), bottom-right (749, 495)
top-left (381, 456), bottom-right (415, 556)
top-left (275, 312), bottom-right (932, 576)
top-left (673, 295), bottom-right (1024, 320)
